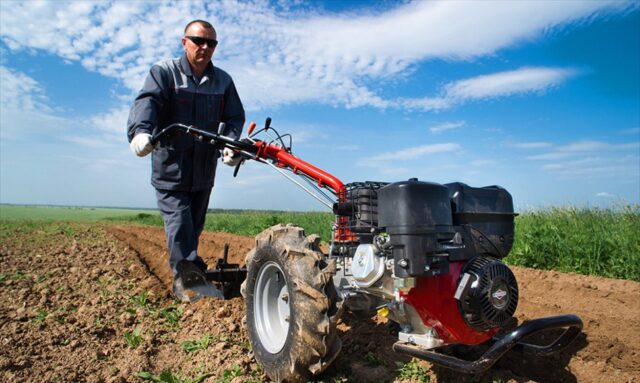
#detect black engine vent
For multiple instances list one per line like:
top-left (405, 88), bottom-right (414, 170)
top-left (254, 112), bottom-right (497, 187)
top-left (455, 256), bottom-right (519, 331)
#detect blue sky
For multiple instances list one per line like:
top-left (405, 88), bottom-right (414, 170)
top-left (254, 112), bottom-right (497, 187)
top-left (0, 0), bottom-right (638, 211)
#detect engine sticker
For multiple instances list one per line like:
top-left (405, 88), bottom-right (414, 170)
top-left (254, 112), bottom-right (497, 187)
top-left (454, 273), bottom-right (471, 300)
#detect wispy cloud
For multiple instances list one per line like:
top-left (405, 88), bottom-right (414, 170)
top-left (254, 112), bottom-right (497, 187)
top-left (620, 127), bottom-right (640, 135)
top-left (527, 140), bottom-right (639, 160)
top-left (596, 192), bottom-right (615, 198)
top-left (471, 159), bottom-right (498, 166)
top-left (444, 67), bottom-right (578, 101)
top-left (541, 155), bottom-right (640, 178)
top-left (510, 141), bottom-right (554, 149)
top-left (0, 65), bottom-right (128, 147)
top-left (399, 67), bottom-right (579, 111)
top-left (0, 66), bottom-right (74, 142)
top-left (526, 139), bottom-right (640, 180)
top-left (358, 143), bottom-right (461, 167)
top-left (0, 66), bottom-right (53, 113)
top-left (0, 0), bottom-right (632, 111)
top-left (429, 121), bottom-right (465, 134)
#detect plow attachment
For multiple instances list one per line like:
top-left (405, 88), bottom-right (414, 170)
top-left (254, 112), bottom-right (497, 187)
top-left (176, 244), bottom-right (247, 302)
top-left (393, 314), bottom-right (583, 374)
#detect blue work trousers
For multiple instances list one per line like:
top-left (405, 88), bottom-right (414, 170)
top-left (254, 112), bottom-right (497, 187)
top-left (155, 188), bottom-right (211, 274)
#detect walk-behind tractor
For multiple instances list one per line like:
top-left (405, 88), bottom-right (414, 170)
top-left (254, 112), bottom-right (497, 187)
top-left (151, 120), bottom-right (583, 382)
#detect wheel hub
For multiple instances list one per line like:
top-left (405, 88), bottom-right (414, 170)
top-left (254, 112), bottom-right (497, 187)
top-left (254, 261), bottom-right (290, 353)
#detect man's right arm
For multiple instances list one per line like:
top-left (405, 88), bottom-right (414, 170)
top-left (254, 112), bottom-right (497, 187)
top-left (127, 64), bottom-right (171, 143)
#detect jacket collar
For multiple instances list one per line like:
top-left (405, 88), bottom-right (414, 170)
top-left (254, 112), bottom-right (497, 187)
top-left (179, 54), bottom-right (215, 79)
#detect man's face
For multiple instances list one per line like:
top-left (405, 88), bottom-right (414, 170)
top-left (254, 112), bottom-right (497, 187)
top-left (182, 23), bottom-right (217, 69)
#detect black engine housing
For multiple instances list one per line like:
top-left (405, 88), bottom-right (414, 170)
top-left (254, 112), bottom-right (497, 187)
top-left (377, 179), bottom-right (455, 277)
top-left (337, 179), bottom-right (517, 279)
top-left (456, 256), bottom-right (519, 331)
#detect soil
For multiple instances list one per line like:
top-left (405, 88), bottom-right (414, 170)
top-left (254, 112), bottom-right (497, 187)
top-left (0, 222), bottom-right (638, 383)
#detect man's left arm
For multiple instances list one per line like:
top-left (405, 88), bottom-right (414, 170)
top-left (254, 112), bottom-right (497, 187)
top-left (221, 80), bottom-right (245, 140)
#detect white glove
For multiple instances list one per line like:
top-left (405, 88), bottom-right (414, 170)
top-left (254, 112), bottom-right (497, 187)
top-left (130, 133), bottom-right (153, 157)
top-left (222, 147), bottom-right (241, 166)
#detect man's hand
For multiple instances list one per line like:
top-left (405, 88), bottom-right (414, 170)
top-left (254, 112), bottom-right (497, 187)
top-left (130, 133), bottom-right (153, 157)
top-left (222, 147), bottom-right (241, 167)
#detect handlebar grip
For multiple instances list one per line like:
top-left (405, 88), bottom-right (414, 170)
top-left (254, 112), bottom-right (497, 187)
top-left (233, 161), bottom-right (242, 177)
top-left (149, 123), bottom-right (189, 146)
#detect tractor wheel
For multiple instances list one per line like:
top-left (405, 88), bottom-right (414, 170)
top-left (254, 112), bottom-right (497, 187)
top-left (241, 224), bottom-right (343, 383)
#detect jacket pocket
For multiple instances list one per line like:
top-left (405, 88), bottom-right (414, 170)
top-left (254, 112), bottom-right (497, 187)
top-left (172, 89), bottom-right (193, 122)
top-left (153, 145), bottom-right (193, 186)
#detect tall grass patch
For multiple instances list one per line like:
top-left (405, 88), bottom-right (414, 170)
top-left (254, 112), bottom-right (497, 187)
top-left (203, 210), bottom-right (334, 240)
top-left (509, 205), bottom-right (639, 281)
top-left (108, 210), bottom-right (334, 240)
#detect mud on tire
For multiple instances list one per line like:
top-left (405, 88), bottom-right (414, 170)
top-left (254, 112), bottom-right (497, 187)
top-left (241, 224), bottom-right (343, 383)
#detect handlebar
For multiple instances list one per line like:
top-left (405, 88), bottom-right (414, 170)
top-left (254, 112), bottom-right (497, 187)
top-left (148, 120), bottom-right (351, 240)
top-left (150, 123), bottom-right (257, 154)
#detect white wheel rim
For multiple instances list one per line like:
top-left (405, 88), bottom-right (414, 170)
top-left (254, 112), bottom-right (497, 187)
top-left (254, 261), bottom-right (290, 353)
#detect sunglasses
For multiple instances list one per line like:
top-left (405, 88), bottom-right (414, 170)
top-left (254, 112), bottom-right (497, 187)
top-left (185, 36), bottom-right (218, 48)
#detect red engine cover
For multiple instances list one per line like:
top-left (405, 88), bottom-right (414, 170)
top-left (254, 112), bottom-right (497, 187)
top-left (401, 261), bottom-right (497, 345)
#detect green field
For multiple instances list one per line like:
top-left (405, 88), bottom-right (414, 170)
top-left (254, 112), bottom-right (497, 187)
top-left (508, 206), bottom-right (640, 281)
top-left (0, 205), bottom-right (155, 221)
top-left (1, 204), bottom-right (638, 281)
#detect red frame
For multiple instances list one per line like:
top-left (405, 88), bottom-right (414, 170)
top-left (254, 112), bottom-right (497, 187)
top-left (253, 140), bottom-right (355, 241)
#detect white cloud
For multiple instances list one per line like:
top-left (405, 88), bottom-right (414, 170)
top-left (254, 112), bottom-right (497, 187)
top-left (358, 143), bottom-right (461, 166)
top-left (596, 192), bottom-right (615, 198)
top-left (444, 67), bottom-right (578, 101)
top-left (400, 67), bottom-right (579, 111)
top-left (511, 141), bottom-right (554, 149)
top-left (0, 0), bottom-right (632, 111)
top-left (471, 159), bottom-right (497, 166)
top-left (0, 66), bottom-right (74, 142)
top-left (63, 136), bottom-right (119, 149)
top-left (514, 137), bottom-right (640, 182)
top-left (429, 121), bottom-right (465, 134)
top-left (545, 157), bottom-right (640, 178)
top-left (0, 64), bottom-right (130, 147)
top-left (527, 140), bottom-right (639, 160)
top-left (620, 127), bottom-right (640, 135)
top-left (0, 66), bottom-right (52, 113)
top-left (89, 107), bottom-right (130, 135)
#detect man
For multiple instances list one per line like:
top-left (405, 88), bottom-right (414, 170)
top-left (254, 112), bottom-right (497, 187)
top-left (127, 20), bottom-right (245, 302)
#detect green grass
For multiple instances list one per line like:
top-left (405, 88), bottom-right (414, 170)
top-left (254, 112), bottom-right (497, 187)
top-left (157, 306), bottom-right (183, 328)
top-left (137, 370), bottom-right (211, 383)
top-left (33, 308), bottom-right (48, 323)
top-left (131, 290), bottom-right (151, 308)
top-left (214, 364), bottom-right (243, 383)
top-left (2, 204), bottom-right (638, 281)
top-left (124, 327), bottom-right (143, 348)
top-left (509, 205), bottom-right (640, 281)
top-left (396, 359), bottom-right (431, 382)
top-left (181, 335), bottom-right (212, 353)
top-left (0, 204), bottom-right (154, 221)
top-left (109, 209), bottom-right (334, 240)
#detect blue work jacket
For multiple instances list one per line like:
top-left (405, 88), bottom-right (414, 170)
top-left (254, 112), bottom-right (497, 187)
top-left (127, 55), bottom-right (245, 191)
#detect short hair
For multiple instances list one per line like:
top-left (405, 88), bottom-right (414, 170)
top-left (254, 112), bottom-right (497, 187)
top-left (184, 20), bottom-right (215, 34)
